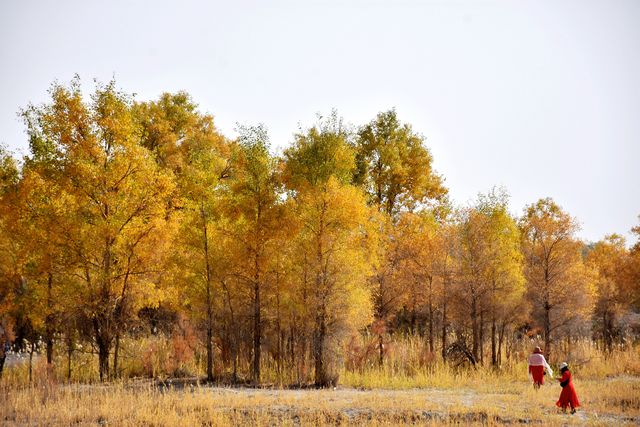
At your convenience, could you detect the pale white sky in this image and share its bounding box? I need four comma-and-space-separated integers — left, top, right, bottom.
1, 0, 639, 243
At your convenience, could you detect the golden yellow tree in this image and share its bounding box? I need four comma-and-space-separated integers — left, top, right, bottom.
136, 92, 231, 381
393, 212, 441, 350
452, 190, 524, 364
0, 147, 21, 378
22, 79, 176, 380
586, 234, 628, 353
284, 114, 376, 386
623, 218, 640, 310
520, 198, 592, 361
354, 110, 447, 364
223, 124, 284, 384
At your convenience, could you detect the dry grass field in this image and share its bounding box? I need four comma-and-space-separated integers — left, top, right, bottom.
1, 376, 639, 426
1, 341, 639, 426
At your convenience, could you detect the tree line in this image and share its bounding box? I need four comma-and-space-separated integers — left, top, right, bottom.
0, 79, 638, 385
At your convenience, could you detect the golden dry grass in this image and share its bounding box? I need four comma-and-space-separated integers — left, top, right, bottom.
1, 339, 639, 425
1, 375, 638, 425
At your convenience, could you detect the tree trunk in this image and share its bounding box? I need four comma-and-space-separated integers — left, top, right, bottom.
428, 276, 434, 353
410, 308, 416, 335
67, 339, 73, 381
0, 353, 5, 379
206, 318, 213, 382
491, 316, 497, 367
0, 328, 6, 379
98, 341, 110, 382
543, 300, 551, 361
95, 318, 111, 382
201, 204, 215, 382
45, 272, 54, 371
253, 279, 261, 384
377, 275, 385, 367
479, 309, 484, 365
441, 291, 448, 360
314, 305, 327, 387
604, 310, 614, 354
28, 344, 34, 384
113, 333, 120, 379
378, 331, 384, 367
497, 322, 505, 366
276, 286, 282, 380
471, 296, 478, 361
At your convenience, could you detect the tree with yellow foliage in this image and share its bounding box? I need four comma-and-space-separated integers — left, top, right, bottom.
520, 198, 592, 361
284, 114, 376, 386
21, 79, 177, 380
452, 190, 524, 364
224, 124, 285, 384
394, 211, 442, 351
354, 110, 447, 364
624, 218, 640, 311
0, 147, 21, 378
136, 92, 231, 381
586, 234, 630, 353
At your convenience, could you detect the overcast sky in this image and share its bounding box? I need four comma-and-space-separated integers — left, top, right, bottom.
1, 0, 638, 243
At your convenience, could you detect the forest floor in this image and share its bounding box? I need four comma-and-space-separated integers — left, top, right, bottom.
1, 375, 640, 426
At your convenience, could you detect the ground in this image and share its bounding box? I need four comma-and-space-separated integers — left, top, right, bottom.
1, 376, 639, 426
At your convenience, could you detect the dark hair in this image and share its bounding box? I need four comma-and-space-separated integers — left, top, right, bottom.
560, 366, 569, 373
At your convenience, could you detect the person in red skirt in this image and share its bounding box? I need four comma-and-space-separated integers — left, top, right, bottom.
556, 362, 580, 414
528, 346, 553, 389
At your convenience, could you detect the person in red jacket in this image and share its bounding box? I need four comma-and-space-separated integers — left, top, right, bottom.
556, 362, 580, 414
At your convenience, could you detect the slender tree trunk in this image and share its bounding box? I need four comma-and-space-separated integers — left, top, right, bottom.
428, 276, 434, 353
0, 329, 6, 378
498, 322, 505, 366
604, 311, 609, 353
45, 272, 54, 370
28, 344, 34, 384
67, 339, 73, 381
479, 309, 484, 365
378, 331, 384, 367
0, 328, 6, 379
442, 285, 448, 360
113, 333, 120, 379
276, 287, 282, 380
410, 307, 416, 335
298, 331, 305, 384
428, 303, 434, 353
201, 204, 215, 382
0, 351, 5, 379
253, 279, 261, 384
543, 300, 551, 361
603, 310, 614, 354
314, 304, 327, 387
491, 316, 497, 367
99, 230, 114, 382
471, 296, 478, 361
206, 318, 213, 381
377, 274, 385, 367
290, 324, 298, 382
